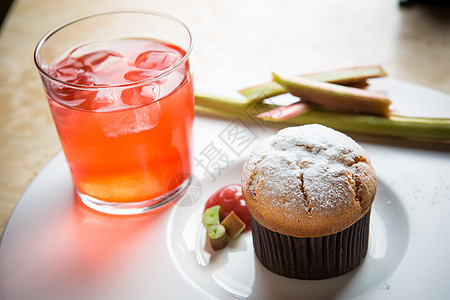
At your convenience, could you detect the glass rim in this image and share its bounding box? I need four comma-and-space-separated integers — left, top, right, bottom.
33, 9, 193, 91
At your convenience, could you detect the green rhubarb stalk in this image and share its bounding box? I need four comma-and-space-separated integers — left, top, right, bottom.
303, 65, 387, 84
194, 91, 450, 141
238, 65, 387, 102
238, 81, 287, 103
195, 91, 249, 112
272, 72, 392, 117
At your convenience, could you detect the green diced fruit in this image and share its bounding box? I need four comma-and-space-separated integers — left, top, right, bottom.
207, 224, 228, 251
203, 205, 221, 227
221, 211, 246, 240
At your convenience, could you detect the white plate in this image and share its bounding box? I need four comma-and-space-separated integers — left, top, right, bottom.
1, 78, 450, 299
168, 158, 409, 300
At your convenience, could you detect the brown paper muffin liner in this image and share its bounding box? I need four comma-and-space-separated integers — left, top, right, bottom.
250, 210, 371, 280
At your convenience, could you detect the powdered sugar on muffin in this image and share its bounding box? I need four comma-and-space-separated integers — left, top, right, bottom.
241, 124, 376, 237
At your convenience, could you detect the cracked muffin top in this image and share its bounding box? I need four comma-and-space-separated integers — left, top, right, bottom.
241, 124, 376, 237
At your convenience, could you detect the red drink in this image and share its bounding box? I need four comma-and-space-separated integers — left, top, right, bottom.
45, 38, 193, 206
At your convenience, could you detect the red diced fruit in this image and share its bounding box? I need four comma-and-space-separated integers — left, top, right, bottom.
204, 184, 251, 231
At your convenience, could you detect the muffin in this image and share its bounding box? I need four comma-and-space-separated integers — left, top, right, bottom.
241, 124, 376, 280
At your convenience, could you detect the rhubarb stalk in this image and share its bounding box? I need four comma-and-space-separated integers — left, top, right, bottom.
272, 73, 392, 117
238, 65, 387, 102
194, 91, 450, 141
257, 102, 310, 121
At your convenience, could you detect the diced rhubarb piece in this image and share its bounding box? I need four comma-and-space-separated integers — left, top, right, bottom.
221, 211, 246, 240
207, 224, 228, 251
203, 205, 221, 227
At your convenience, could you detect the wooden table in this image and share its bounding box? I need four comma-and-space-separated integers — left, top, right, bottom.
1, 0, 449, 237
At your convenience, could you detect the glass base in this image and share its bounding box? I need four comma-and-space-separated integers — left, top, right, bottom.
77, 177, 191, 215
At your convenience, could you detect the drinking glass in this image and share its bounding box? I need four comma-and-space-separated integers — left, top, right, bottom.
34, 10, 194, 214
